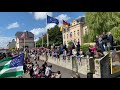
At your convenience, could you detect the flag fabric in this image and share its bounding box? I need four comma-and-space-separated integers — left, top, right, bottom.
0, 53, 24, 78
47, 15, 59, 25
60, 26, 63, 32
60, 20, 70, 32
21, 33, 25, 39
63, 20, 70, 27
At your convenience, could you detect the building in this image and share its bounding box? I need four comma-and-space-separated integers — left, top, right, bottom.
0, 49, 9, 53
15, 31, 34, 50
62, 16, 88, 46
7, 39, 16, 49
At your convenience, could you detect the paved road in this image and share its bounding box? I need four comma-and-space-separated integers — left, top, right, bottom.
22, 56, 87, 78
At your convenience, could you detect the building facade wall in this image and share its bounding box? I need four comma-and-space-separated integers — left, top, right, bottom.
16, 38, 34, 49
16, 38, 20, 49
9, 42, 16, 49
19, 42, 34, 49
63, 23, 87, 46
83, 26, 88, 35
8, 39, 16, 49
62, 17, 88, 46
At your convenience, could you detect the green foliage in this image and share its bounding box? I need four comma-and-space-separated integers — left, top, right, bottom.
48, 25, 63, 46
114, 45, 120, 51
83, 34, 89, 43
36, 25, 63, 47
80, 44, 89, 52
68, 41, 73, 49
85, 12, 120, 43
110, 26, 120, 44
83, 32, 96, 43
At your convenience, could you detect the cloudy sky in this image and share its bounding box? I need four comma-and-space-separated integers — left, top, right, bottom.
0, 12, 85, 48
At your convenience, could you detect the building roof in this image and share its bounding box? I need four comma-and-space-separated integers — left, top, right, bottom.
0, 49, 9, 50
75, 16, 85, 23
15, 31, 34, 39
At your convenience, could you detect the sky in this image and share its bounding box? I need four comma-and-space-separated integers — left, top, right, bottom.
0, 12, 85, 48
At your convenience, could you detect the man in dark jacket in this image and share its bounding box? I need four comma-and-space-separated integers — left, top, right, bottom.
63, 44, 67, 51
95, 36, 99, 48
102, 32, 108, 51
76, 42, 80, 52
108, 32, 114, 50
72, 43, 75, 49
29, 66, 34, 78
42, 61, 47, 74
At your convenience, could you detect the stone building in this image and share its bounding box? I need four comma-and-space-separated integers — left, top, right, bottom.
7, 39, 16, 49
62, 16, 88, 46
15, 31, 34, 50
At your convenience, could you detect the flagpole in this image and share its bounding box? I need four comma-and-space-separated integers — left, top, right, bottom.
35, 36, 36, 48
24, 32, 25, 52
35, 41, 36, 48
42, 34, 43, 47
46, 15, 49, 48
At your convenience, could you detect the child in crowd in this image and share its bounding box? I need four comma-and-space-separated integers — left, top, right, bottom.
63, 49, 67, 61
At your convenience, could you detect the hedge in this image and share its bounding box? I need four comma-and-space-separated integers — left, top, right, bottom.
114, 45, 120, 51
80, 44, 89, 52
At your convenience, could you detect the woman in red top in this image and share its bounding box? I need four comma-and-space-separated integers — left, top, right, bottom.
90, 45, 97, 54
89, 45, 97, 57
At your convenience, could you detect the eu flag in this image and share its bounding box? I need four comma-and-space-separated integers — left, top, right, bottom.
10, 53, 24, 68
47, 15, 59, 25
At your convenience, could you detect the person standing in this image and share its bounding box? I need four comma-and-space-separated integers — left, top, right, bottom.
63, 49, 67, 61
108, 32, 114, 50
102, 32, 108, 51
63, 44, 67, 50
72, 42, 75, 50
45, 65, 52, 78
76, 41, 80, 52
95, 36, 99, 48
76, 50, 81, 65
42, 61, 47, 74
98, 35, 104, 53
29, 65, 34, 78
45, 51, 48, 61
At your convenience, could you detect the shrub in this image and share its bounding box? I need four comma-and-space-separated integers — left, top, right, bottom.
114, 45, 120, 51
80, 44, 89, 52
68, 41, 73, 49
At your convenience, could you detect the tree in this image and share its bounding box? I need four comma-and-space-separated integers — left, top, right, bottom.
110, 26, 120, 44
36, 25, 63, 47
48, 25, 63, 46
85, 12, 120, 42
68, 41, 73, 49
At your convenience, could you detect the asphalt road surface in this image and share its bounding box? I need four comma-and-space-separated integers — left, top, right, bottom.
22, 56, 87, 78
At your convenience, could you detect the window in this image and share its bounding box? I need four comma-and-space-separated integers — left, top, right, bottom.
64, 28, 66, 33
77, 30, 79, 35
85, 28, 87, 34
64, 35, 65, 39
